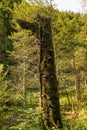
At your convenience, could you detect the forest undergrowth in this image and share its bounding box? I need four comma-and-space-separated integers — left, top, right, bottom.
0, 66, 87, 130
2, 87, 86, 130
25, 86, 87, 130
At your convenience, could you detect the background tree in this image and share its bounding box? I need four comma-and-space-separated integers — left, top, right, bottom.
52, 10, 87, 102
9, 29, 39, 95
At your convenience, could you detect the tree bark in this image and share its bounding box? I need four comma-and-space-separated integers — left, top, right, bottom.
17, 16, 63, 129
38, 16, 63, 129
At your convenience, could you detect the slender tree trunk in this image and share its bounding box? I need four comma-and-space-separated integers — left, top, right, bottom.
75, 74, 81, 101
82, 72, 87, 87
39, 16, 63, 129
72, 58, 82, 102
23, 62, 26, 97
0, 11, 7, 62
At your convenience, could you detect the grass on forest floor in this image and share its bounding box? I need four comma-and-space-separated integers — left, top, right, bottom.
59, 86, 87, 130
3, 87, 86, 130
25, 87, 87, 130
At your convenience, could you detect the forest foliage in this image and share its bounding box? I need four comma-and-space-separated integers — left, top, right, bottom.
0, 0, 87, 130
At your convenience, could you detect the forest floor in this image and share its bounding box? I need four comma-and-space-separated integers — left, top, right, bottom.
3, 87, 86, 130
25, 86, 87, 130
59, 86, 87, 130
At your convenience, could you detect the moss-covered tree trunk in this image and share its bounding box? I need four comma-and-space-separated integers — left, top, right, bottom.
38, 16, 63, 129
17, 16, 63, 129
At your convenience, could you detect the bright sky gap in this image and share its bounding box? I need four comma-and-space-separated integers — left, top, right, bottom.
53, 0, 82, 13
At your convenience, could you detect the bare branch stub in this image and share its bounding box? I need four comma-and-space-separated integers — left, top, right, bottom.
17, 19, 38, 33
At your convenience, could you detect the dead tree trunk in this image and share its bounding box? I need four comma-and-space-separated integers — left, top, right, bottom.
38, 16, 63, 129
17, 16, 63, 129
